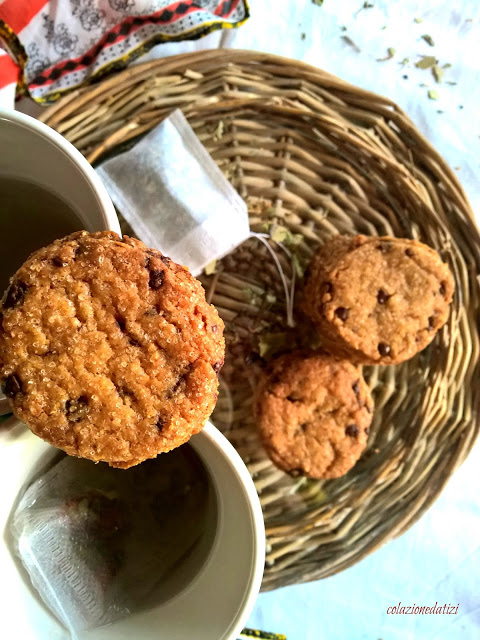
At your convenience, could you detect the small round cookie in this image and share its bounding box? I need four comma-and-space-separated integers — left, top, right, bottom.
302, 235, 454, 365
254, 350, 373, 479
0, 231, 224, 468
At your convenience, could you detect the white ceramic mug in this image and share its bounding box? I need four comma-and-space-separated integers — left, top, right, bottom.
0, 108, 121, 415
0, 419, 265, 640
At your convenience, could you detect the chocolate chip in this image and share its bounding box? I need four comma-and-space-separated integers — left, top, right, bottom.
66, 396, 89, 422
116, 316, 126, 332
144, 307, 158, 316
149, 269, 165, 290
2, 373, 22, 398
345, 424, 359, 437
213, 360, 224, 373
321, 282, 333, 295
288, 468, 304, 478
405, 248, 414, 258
378, 342, 391, 357
287, 394, 302, 403
3, 281, 28, 310
428, 316, 435, 330
212, 324, 218, 333
52, 256, 68, 267
145, 256, 151, 269
352, 380, 360, 398
129, 337, 141, 347
168, 374, 187, 397
245, 351, 261, 365
300, 422, 309, 432
161, 256, 171, 266
439, 282, 446, 296
335, 307, 349, 321
377, 289, 390, 304
156, 415, 166, 432
377, 243, 392, 253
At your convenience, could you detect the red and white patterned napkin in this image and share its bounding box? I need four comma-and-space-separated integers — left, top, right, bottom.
0, 0, 249, 105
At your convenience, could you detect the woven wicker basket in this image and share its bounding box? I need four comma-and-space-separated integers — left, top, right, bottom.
41, 50, 480, 591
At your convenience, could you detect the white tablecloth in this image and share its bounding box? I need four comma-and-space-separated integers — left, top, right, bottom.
7, 1, 480, 638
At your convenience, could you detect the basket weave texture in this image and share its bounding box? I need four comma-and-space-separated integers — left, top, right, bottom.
41, 50, 480, 591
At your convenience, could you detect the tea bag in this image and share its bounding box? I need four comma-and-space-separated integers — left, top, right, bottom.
96, 109, 249, 275
11, 447, 210, 637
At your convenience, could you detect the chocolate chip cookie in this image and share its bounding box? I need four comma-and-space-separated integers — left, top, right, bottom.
254, 350, 373, 479
0, 231, 224, 468
302, 235, 454, 365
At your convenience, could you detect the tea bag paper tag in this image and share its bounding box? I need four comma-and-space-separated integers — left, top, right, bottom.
97, 109, 249, 275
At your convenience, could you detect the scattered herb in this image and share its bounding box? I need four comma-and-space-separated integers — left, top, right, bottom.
421, 34, 435, 46
377, 47, 396, 61
312, 0, 323, 5
301, 32, 306, 40
432, 65, 443, 83
454, 166, 461, 170
400, 57, 410, 65
414, 17, 422, 23
341, 35, 361, 52
437, 110, 444, 114
459, 105, 464, 110
415, 55, 437, 69
446, 81, 457, 86
428, 89, 439, 100
354, 2, 374, 16
258, 332, 288, 358
419, 83, 429, 87
205, 259, 217, 275
402, 74, 408, 80
341, 25, 347, 31
380, 25, 386, 30
443, 63, 452, 69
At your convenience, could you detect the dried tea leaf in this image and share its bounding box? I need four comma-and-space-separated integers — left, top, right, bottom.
213, 120, 224, 141
414, 17, 422, 23
432, 65, 443, 83
291, 253, 306, 278
341, 35, 361, 52
428, 89, 439, 100
270, 225, 290, 243
265, 292, 277, 305
421, 34, 435, 46
243, 287, 263, 304
377, 47, 396, 61
204, 259, 217, 275
415, 56, 437, 69
269, 225, 302, 246
258, 332, 288, 358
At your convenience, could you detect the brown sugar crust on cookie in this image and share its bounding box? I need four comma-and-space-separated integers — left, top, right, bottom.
302, 235, 454, 365
0, 231, 224, 468
254, 351, 373, 479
